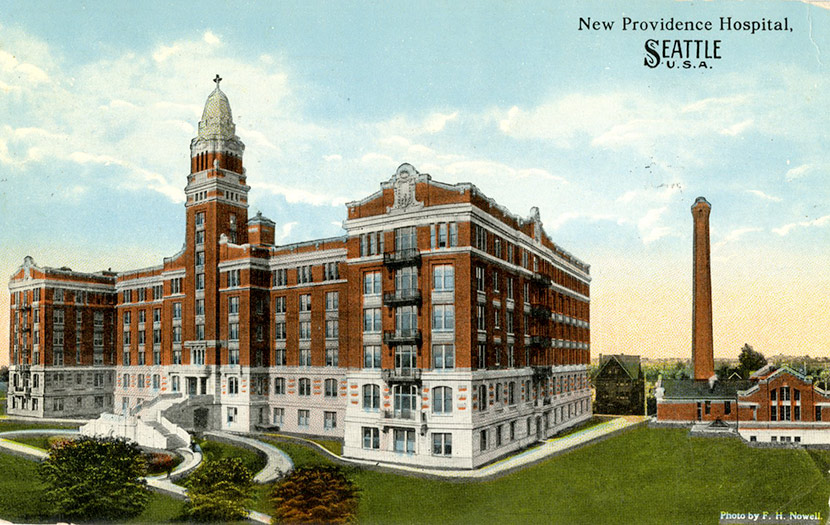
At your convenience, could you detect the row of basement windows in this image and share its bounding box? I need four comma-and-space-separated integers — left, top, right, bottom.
261, 407, 338, 430
361, 427, 453, 456
9, 395, 111, 412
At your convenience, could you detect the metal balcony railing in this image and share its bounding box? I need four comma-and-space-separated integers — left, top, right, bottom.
383, 248, 421, 268
381, 368, 423, 384
382, 408, 416, 420
383, 329, 422, 346
529, 335, 551, 348
530, 305, 551, 320
383, 289, 422, 306
531, 272, 552, 287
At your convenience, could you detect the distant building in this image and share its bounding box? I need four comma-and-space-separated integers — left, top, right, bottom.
594, 354, 644, 415
656, 197, 830, 444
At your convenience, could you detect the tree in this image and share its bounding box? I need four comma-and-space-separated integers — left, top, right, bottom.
0, 365, 8, 383
185, 457, 254, 521
271, 466, 360, 524
39, 436, 149, 521
738, 344, 767, 376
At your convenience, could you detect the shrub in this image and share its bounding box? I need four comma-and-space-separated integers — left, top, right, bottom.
185, 457, 253, 521
271, 466, 360, 524
145, 452, 176, 475
47, 436, 74, 449
39, 436, 150, 521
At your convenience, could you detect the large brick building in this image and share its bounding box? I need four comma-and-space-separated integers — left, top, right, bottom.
656, 197, 830, 444
7, 79, 592, 468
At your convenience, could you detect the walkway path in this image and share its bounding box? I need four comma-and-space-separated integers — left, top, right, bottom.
204, 430, 294, 483
275, 415, 647, 480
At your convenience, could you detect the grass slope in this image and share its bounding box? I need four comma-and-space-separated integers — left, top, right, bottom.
267, 428, 830, 525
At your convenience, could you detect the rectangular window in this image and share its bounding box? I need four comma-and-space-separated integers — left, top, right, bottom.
325, 292, 339, 311
195, 273, 205, 291
363, 427, 380, 449
725, 401, 731, 415
449, 222, 457, 247
195, 323, 205, 341
432, 433, 452, 456
172, 326, 182, 344
299, 294, 312, 312
480, 429, 488, 451
395, 226, 416, 251
475, 267, 485, 291
229, 322, 239, 340
325, 320, 339, 339
324, 411, 337, 430
273, 269, 288, 287
363, 272, 382, 296
363, 308, 382, 332
433, 265, 454, 291
325, 348, 339, 367
195, 251, 205, 268
227, 407, 237, 423
393, 428, 415, 453
275, 348, 286, 366
433, 344, 454, 370
299, 348, 311, 367
477, 305, 486, 331
363, 345, 381, 369
298, 409, 310, 427
173, 302, 182, 320
299, 321, 311, 340
507, 278, 514, 300
274, 377, 286, 394
817, 406, 823, 421
493, 307, 501, 329
274, 322, 286, 340
432, 305, 455, 332
153, 308, 161, 323
229, 296, 240, 315
478, 343, 486, 369
274, 296, 286, 313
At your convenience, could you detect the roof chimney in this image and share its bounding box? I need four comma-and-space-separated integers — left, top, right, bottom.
692, 197, 715, 381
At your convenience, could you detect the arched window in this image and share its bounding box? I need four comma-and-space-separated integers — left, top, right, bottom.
432, 387, 453, 414
363, 384, 380, 410
324, 378, 338, 398
299, 378, 311, 396
478, 384, 487, 411
228, 376, 239, 395
393, 384, 417, 419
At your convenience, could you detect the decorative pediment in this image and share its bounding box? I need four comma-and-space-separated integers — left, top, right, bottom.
384, 163, 428, 214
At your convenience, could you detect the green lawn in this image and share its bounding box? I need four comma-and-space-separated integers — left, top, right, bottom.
5, 434, 76, 450
4, 427, 829, 524
264, 428, 830, 525
0, 420, 80, 433
309, 437, 344, 456
0, 452, 186, 524
195, 437, 267, 475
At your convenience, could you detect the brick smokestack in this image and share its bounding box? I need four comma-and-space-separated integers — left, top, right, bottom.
691, 197, 715, 381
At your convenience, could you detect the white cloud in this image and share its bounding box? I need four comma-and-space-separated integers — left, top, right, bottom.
254, 181, 348, 207
637, 207, 674, 244
323, 154, 342, 162
713, 227, 763, 249
719, 119, 753, 136
785, 163, 818, 181
203, 31, 221, 45
773, 215, 830, 236
277, 222, 298, 242
422, 111, 458, 133
745, 189, 782, 202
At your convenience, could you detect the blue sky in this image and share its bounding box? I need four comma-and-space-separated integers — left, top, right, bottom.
1, 1, 828, 363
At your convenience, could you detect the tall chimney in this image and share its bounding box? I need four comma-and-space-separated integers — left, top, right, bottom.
691, 197, 715, 381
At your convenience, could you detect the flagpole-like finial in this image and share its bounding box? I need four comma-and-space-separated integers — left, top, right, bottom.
213, 74, 222, 87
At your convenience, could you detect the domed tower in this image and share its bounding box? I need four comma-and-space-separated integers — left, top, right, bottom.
181, 76, 250, 366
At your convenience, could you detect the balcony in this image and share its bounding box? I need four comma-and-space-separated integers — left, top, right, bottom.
381, 368, 422, 384
528, 335, 551, 348
383, 248, 421, 268
382, 408, 417, 420
383, 329, 422, 346
383, 289, 422, 307
532, 365, 552, 382
530, 304, 551, 320
530, 272, 552, 287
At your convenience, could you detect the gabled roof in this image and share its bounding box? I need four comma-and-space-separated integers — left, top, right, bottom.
597, 354, 641, 380
750, 364, 808, 383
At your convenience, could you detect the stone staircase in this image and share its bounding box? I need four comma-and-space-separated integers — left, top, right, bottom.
80, 393, 191, 451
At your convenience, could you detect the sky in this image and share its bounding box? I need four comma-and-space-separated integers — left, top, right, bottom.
1, 1, 828, 366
